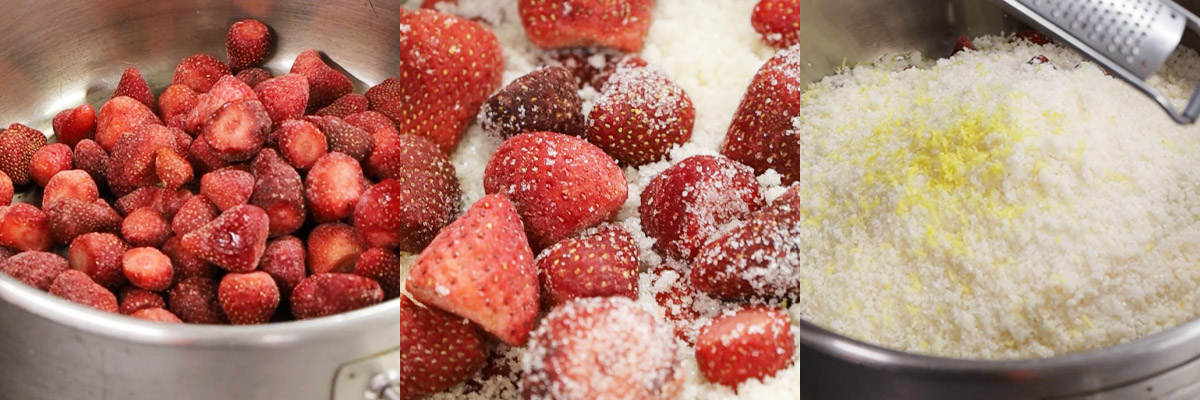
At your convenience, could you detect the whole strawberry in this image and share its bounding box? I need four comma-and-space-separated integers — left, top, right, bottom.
695, 306, 796, 388
536, 225, 639, 307
639, 155, 764, 260
478, 66, 584, 139
721, 45, 803, 184
0, 123, 48, 186
751, 0, 801, 49
587, 56, 695, 166
690, 185, 803, 300
518, 0, 655, 52
397, 297, 487, 399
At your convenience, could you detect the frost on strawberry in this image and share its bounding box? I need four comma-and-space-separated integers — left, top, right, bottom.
639, 155, 764, 261
695, 305, 796, 388
184, 74, 258, 135
226, 19, 273, 72
49, 269, 118, 313
181, 204, 269, 273
304, 152, 365, 223
354, 177, 457, 253
304, 115, 373, 161
96, 96, 160, 152
0, 123, 48, 186
70, 233, 130, 292
52, 104, 97, 147
1, 251, 69, 290
254, 73, 309, 127
353, 248, 404, 300
260, 236, 306, 298
46, 198, 122, 245
290, 273, 384, 320
173, 53, 231, 94
587, 56, 695, 166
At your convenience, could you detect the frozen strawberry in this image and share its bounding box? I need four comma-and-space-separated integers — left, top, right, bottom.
218, 271, 279, 324
289, 50, 353, 112
1015, 29, 1052, 45
696, 306, 796, 387
46, 198, 122, 244
69, 232, 130, 291
305, 152, 365, 223
587, 57, 695, 165
121, 208, 171, 247
518, 0, 654, 52
236, 67, 273, 88
353, 247, 404, 300
315, 93, 368, 118
0, 171, 11, 206
249, 149, 306, 237
354, 177, 458, 252
652, 264, 701, 341
307, 222, 367, 274
114, 187, 193, 219
131, 307, 183, 323
181, 204, 269, 273
0, 204, 53, 251
721, 45, 802, 184
254, 73, 309, 126
158, 84, 200, 130
304, 115, 373, 161
200, 168, 255, 211
52, 104, 97, 147
95, 96, 160, 152
406, 194, 538, 345
690, 187, 802, 300
122, 247, 174, 292
539, 46, 625, 90
184, 74, 257, 134
273, 119, 327, 170
155, 147, 193, 190
226, 19, 273, 72
478, 66, 583, 139
72, 139, 109, 187
118, 287, 166, 315
171, 195, 218, 236
201, 99, 271, 162
49, 269, 118, 313
113, 67, 158, 113
483, 131, 626, 250
107, 124, 178, 196
640, 155, 763, 260
363, 133, 456, 198
162, 235, 218, 280
522, 297, 682, 399
751, 0, 801, 48
168, 276, 228, 324
173, 53, 232, 93
259, 236, 305, 297
367, 10, 503, 153
290, 273, 384, 320
397, 296, 487, 399
1, 251, 68, 290
187, 133, 232, 174
344, 111, 399, 137
0, 123, 48, 186
536, 226, 638, 307
29, 143, 72, 188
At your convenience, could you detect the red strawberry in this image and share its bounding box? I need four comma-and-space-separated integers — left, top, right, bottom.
168, 276, 229, 324
397, 296, 487, 399
304, 152, 366, 223
173, 54, 232, 93
696, 306, 796, 387
0, 171, 11, 206
587, 57, 695, 165
420, 0, 458, 9
479, 66, 584, 139
522, 297, 682, 399
315, 93, 368, 118
953, 36, 976, 55
353, 247, 404, 300
29, 143, 73, 188
46, 198, 122, 245
43, 169, 99, 209
218, 271, 280, 324
536, 225, 638, 307
304, 115, 374, 161
200, 168, 255, 211
517, 0, 654, 52
259, 236, 306, 297
651, 263, 700, 341
72, 139, 110, 188
0, 123, 48, 185
107, 124, 178, 196
184, 74, 258, 135
363, 132, 455, 192
155, 147, 193, 190
406, 194, 538, 345
751, 0, 801, 48
114, 187, 193, 219
113, 67, 158, 113
181, 204, 270, 273
689, 186, 803, 300
721, 45, 802, 184
49, 269, 118, 313
539, 46, 625, 90
290, 273, 384, 320
236, 67, 273, 88
226, 19, 273, 72
158, 84, 200, 130
289, 50, 353, 112
201, 99, 271, 162
640, 155, 764, 260
171, 195, 218, 236
307, 222, 367, 274
274, 119, 327, 170
96, 96, 160, 152
131, 307, 183, 323
68, 232, 130, 291
118, 287, 166, 315
344, 111, 399, 137
483, 131, 627, 250
187, 130, 232, 174
1015, 29, 1052, 45
161, 235, 219, 280
366, 9, 504, 153
52, 104, 97, 147
121, 208, 171, 247
122, 246, 174, 292
254, 73, 309, 126
1, 251, 69, 290
354, 177, 458, 252
250, 149, 307, 237
0, 203, 53, 251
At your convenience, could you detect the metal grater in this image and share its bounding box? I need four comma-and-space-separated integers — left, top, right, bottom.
993, 0, 1200, 124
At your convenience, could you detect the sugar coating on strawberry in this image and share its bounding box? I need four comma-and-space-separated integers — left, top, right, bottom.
250, 149, 307, 237
162, 235, 219, 280
181, 204, 269, 273
290, 273, 384, 320
107, 124, 179, 196
1, 250, 69, 290
235, 68, 273, 88
118, 286, 166, 315
185, 74, 258, 135
131, 307, 183, 323
695, 306, 796, 388
69, 232, 130, 291
315, 93, 368, 118
367, 9, 504, 153
398, 296, 487, 399
587, 57, 695, 166
46, 198, 122, 245
0, 204, 53, 251
274, 119, 328, 170
120, 208, 171, 248
522, 297, 682, 400
353, 247, 405, 300
0, 171, 12, 206
260, 236, 306, 297
304, 115, 374, 161
307, 222, 367, 274
304, 152, 365, 223
44, 170, 98, 209
536, 225, 639, 307
289, 50, 353, 112
49, 269, 118, 313
651, 264, 702, 342
158, 84, 200, 130
168, 276, 229, 324
354, 177, 458, 253
640, 155, 764, 260
122, 247, 174, 292
114, 67, 158, 113
200, 168, 255, 211
406, 194, 538, 346
721, 45, 802, 184
690, 186, 803, 300
478, 66, 584, 139
72, 139, 110, 187
29, 143, 72, 188
483, 131, 627, 250
52, 104, 97, 147
254, 73, 309, 126
1015, 29, 1052, 45
96, 96, 160, 152
155, 147, 193, 190
518, 0, 654, 52
219, 271, 280, 325
201, 99, 271, 162
173, 54, 232, 93
226, 19, 273, 72
751, 0, 801, 49
0, 123, 48, 186
539, 46, 626, 90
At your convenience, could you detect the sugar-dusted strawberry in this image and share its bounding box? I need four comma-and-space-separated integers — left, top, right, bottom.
0, 203, 53, 251
226, 19, 273, 72
49, 269, 118, 313
397, 296, 487, 399
696, 306, 796, 387
344, 111, 399, 137
651, 263, 701, 341
316, 93, 368, 118
181, 204, 269, 273
0, 171, 11, 206
121, 208, 171, 247
304, 115, 374, 161
96, 96, 160, 152
187, 132, 232, 174
254, 73, 309, 126
158, 84, 200, 130
259, 236, 306, 297
107, 124, 179, 196
353, 247, 404, 300
536, 225, 638, 307
46, 198, 122, 244
118, 287, 166, 315
1, 251, 68, 290
122, 247, 174, 292
721, 45, 802, 184
305, 152, 366, 223
1015, 29, 1052, 45
43, 169, 99, 209
236, 67, 273, 88
171, 195, 217, 236
161, 235, 219, 280
751, 0, 801, 49
113, 67, 158, 113
354, 177, 458, 252
218, 271, 279, 325
587, 57, 695, 165
290, 273, 384, 320
483, 131, 627, 250
52, 104, 97, 147
640, 155, 764, 260
274, 119, 327, 170
366, 9, 503, 153
173, 53, 232, 94
114, 187, 193, 219
29, 143, 72, 188
184, 74, 258, 134
249, 149, 306, 237
406, 194, 538, 345
522, 297, 682, 399
689, 186, 802, 300
168, 276, 228, 324
155, 147, 193, 190
68, 232, 130, 291
131, 307, 183, 323
518, 0, 654, 52
199, 168, 255, 211
72, 139, 109, 187
0, 123, 48, 186
307, 222, 367, 274
539, 46, 625, 90
478, 66, 584, 139
289, 50, 353, 112
201, 99, 271, 162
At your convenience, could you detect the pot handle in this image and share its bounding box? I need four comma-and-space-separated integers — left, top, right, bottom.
332, 347, 401, 400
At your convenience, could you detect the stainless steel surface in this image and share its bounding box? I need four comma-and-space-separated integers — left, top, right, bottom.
0, 1, 411, 399
798, 0, 1200, 398
336, 348, 402, 400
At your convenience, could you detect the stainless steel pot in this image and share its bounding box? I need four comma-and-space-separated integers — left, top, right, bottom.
798, 0, 1200, 399
0, 1, 414, 399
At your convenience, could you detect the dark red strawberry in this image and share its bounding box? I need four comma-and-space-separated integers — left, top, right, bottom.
118, 287, 166, 315
107, 124, 179, 196
354, 177, 458, 252
158, 84, 200, 130
538, 46, 625, 89
1, 250, 69, 290
168, 276, 229, 324
536, 225, 638, 307
259, 236, 305, 297
114, 187, 193, 219
0, 171, 11, 206
172, 195, 218, 236
69, 232, 130, 291
218, 271, 280, 325
689, 186, 802, 300
695, 306, 796, 387
953, 36, 976, 55
226, 19, 273, 72
517, 0, 654, 52
187, 134, 232, 174
52, 104, 97, 147
250, 149, 307, 237
304, 152, 366, 223
49, 269, 118, 313
306, 222, 367, 274
201, 99, 271, 162
254, 73, 309, 126
184, 74, 257, 135
290, 273, 384, 320
587, 57, 695, 165
173, 54, 232, 93
397, 296, 487, 399
161, 235, 219, 280
235, 67, 273, 88
478, 66, 584, 139
289, 50, 353, 112
363, 132, 455, 193
751, 0, 801, 48
303, 115, 373, 161
29, 143, 72, 188
113, 67, 158, 113
121, 208, 171, 248
200, 168, 255, 211
0, 203, 53, 251
344, 111, 399, 136
0, 123, 48, 186
353, 248, 404, 300
315, 93, 368, 118
181, 204, 270, 273
122, 246, 174, 292
72, 139, 109, 188
43, 168, 100, 208
273, 119, 327, 170
721, 45, 802, 184
640, 155, 764, 260
46, 198, 122, 245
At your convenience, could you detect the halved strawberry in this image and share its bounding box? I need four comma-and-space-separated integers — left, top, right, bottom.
353, 247, 404, 300
113, 67, 158, 113
640, 155, 764, 260
158, 84, 200, 130
254, 73, 309, 126
478, 66, 584, 139
0, 203, 53, 251
49, 269, 118, 313
290, 273, 384, 320
354, 177, 458, 252
273, 119, 327, 170
168, 276, 229, 324
406, 194, 538, 345
122, 246, 174, 292
517, 0, 654, 52
218, 271, 280, 325
235, 67, 273, 88
289, 50, 353, 112
121, 208, 171, 248
721, 45, 802, 184
306, 222, 367, 274
29, 143, 73, 188
695, 306, 796, 388
587, 57, 695, 165
43, 169, 98, 209
536, 225, 638, 307
303, 115, 374, 161
184, 74, 258, 135
172, 54, 232, 94
259, 236, 306, 297
52, 104, 97, 147
304, 152, 366, 223
250, 149, 307, 237
689, 186, 802, 300
200, 168, 255, 211
69, 232, 131, 291
397, 296, 487, 399
200, 99, 271, 162
1, 250, 69, 290
46, 198, 122, 245
315, 93, 368, 118
226, 19, 273, 72
0, 123, 49, 186
751, 0, 801, 49
72, 139, 110, 188
181, 204, 269, 273
118, 287, 166, 315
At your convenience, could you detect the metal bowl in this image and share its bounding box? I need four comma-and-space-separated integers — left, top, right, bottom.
0, 1, 412, 399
